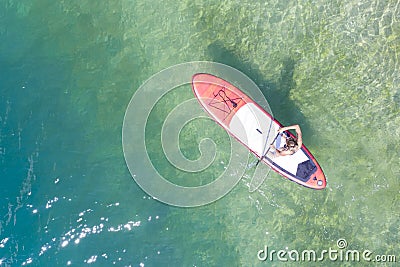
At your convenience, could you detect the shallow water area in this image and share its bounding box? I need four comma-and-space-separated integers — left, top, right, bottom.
1, 0, 399, 266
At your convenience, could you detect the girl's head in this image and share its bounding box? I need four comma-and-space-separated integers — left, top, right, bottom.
286, 137, 298, 151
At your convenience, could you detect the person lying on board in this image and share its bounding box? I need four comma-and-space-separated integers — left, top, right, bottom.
270, 124, 303, 156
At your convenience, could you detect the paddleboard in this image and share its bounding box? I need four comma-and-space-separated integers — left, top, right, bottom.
191, 73, 326, 189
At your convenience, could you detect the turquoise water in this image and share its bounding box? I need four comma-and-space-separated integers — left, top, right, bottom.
1, 0, 399, 266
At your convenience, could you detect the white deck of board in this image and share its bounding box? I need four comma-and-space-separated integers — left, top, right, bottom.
229, 103, 275, 156
269, 134, 309, 175
229, 103, 309, 176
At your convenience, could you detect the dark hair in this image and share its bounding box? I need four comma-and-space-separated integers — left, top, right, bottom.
286, 138, 298, 149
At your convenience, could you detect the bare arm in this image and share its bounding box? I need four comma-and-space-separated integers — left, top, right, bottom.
275, 149, 294, 156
